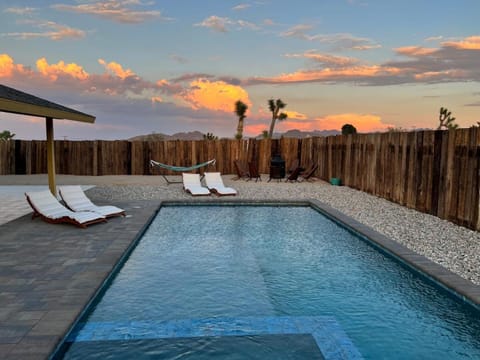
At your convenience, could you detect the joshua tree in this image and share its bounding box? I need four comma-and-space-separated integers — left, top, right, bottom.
0, 130, 15, 141
437, 107, 458, 130
341, 124, 357, 135
203, 132, 218, 140
234, 100, 248, 139
267, 99, 288, 138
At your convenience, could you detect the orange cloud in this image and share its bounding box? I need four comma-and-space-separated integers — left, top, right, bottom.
151, 96, 163, 103
0, 54, 27, 77
36, 57, 89, 81
414, 70, 467, 80
442, 36, 480, 50
314, 113, 393, 132
395, 46, 438, 56
285, 52, 359, 66
181, 79, 251, 112
244, 112, 393, 135
284, 110, 308, 120
98, 59, 135, 79
253, 65, 403, 84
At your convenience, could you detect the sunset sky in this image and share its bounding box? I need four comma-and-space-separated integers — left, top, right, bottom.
1, 0, 479, 140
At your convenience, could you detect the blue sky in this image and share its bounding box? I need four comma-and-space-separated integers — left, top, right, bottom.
1, 0, 479, 140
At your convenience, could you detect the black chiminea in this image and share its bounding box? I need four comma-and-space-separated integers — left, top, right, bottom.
269, 154, 285, 181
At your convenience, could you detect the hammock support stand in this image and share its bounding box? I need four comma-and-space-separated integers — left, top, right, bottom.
150, 159, 216, 185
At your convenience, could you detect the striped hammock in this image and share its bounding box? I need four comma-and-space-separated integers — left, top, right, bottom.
150, 159, 216, 172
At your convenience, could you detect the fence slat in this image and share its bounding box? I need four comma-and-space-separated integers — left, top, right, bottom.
1, 129, 479, 230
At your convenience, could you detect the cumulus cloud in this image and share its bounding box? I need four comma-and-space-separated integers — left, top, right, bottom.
0, 55, 250, 139
52, 0, 164, 24
98, 59, 135, 79
36, 57, 89, 81
0, 54, 29, 77
179, 79, 251, 112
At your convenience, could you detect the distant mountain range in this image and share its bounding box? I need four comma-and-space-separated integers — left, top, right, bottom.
128, 129, 341, 141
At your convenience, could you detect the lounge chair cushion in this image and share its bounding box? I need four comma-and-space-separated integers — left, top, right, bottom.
205, 172, 237, 196
182, 173, 211, 196
25, 190, 106, 228
58, 186, 125, 218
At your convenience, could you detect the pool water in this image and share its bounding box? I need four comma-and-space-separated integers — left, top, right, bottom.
60, 205, 480, 359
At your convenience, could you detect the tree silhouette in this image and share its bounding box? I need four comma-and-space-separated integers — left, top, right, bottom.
0, 130, 15, 141
234, 100, 248, 139
341, 124, 357, 135
203, 132, 218, 140
267, 99, 288, 138
437, 107, 458, 130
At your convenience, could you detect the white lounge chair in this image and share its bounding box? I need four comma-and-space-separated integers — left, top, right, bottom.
25, 190, 106, 228
205, 172, 237, 196
58, 186, 125, 218
182, 173, 211, 196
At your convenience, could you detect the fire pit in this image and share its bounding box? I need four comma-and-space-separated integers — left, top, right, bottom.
269, 155, 285, 181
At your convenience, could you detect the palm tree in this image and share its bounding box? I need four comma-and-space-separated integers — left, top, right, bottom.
234, 100, 248, 139
267, 99, 288, 138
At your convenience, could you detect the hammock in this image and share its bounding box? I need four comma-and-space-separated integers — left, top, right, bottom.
150, 159, 216, 184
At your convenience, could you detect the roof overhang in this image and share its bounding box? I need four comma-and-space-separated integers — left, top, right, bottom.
0, 97, 95, 123
0, 84, 95, 123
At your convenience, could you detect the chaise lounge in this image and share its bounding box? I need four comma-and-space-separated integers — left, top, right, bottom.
58, 185, 125, 218
205, 172, 237, 196
25, 190, 107, 228
182, 173, 211, 196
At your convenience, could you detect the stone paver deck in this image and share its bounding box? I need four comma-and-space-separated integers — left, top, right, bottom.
0, 199, 159, 359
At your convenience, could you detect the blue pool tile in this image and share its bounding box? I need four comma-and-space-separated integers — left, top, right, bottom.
68, 316, 363, 359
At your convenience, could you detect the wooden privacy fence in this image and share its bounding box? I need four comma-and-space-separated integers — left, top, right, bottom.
0, 128, 479, 230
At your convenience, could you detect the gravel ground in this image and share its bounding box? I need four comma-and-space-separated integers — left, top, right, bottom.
85, 174, 480, 286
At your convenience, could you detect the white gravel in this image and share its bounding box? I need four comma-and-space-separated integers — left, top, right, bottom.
86, 174, 480, 286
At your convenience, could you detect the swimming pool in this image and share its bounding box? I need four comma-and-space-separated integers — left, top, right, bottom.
57, 203, 480, 359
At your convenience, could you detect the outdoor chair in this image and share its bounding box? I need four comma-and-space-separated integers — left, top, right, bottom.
287, 159, 299, 174
205, 172, 237, 196
58, 185, 125, 218
233, 160, 250, 180
285, 166, 303, 182
182, 173, 211, 196
248, 161, 262, 182
25, 190, 107, 228
299, 163, 318, 182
